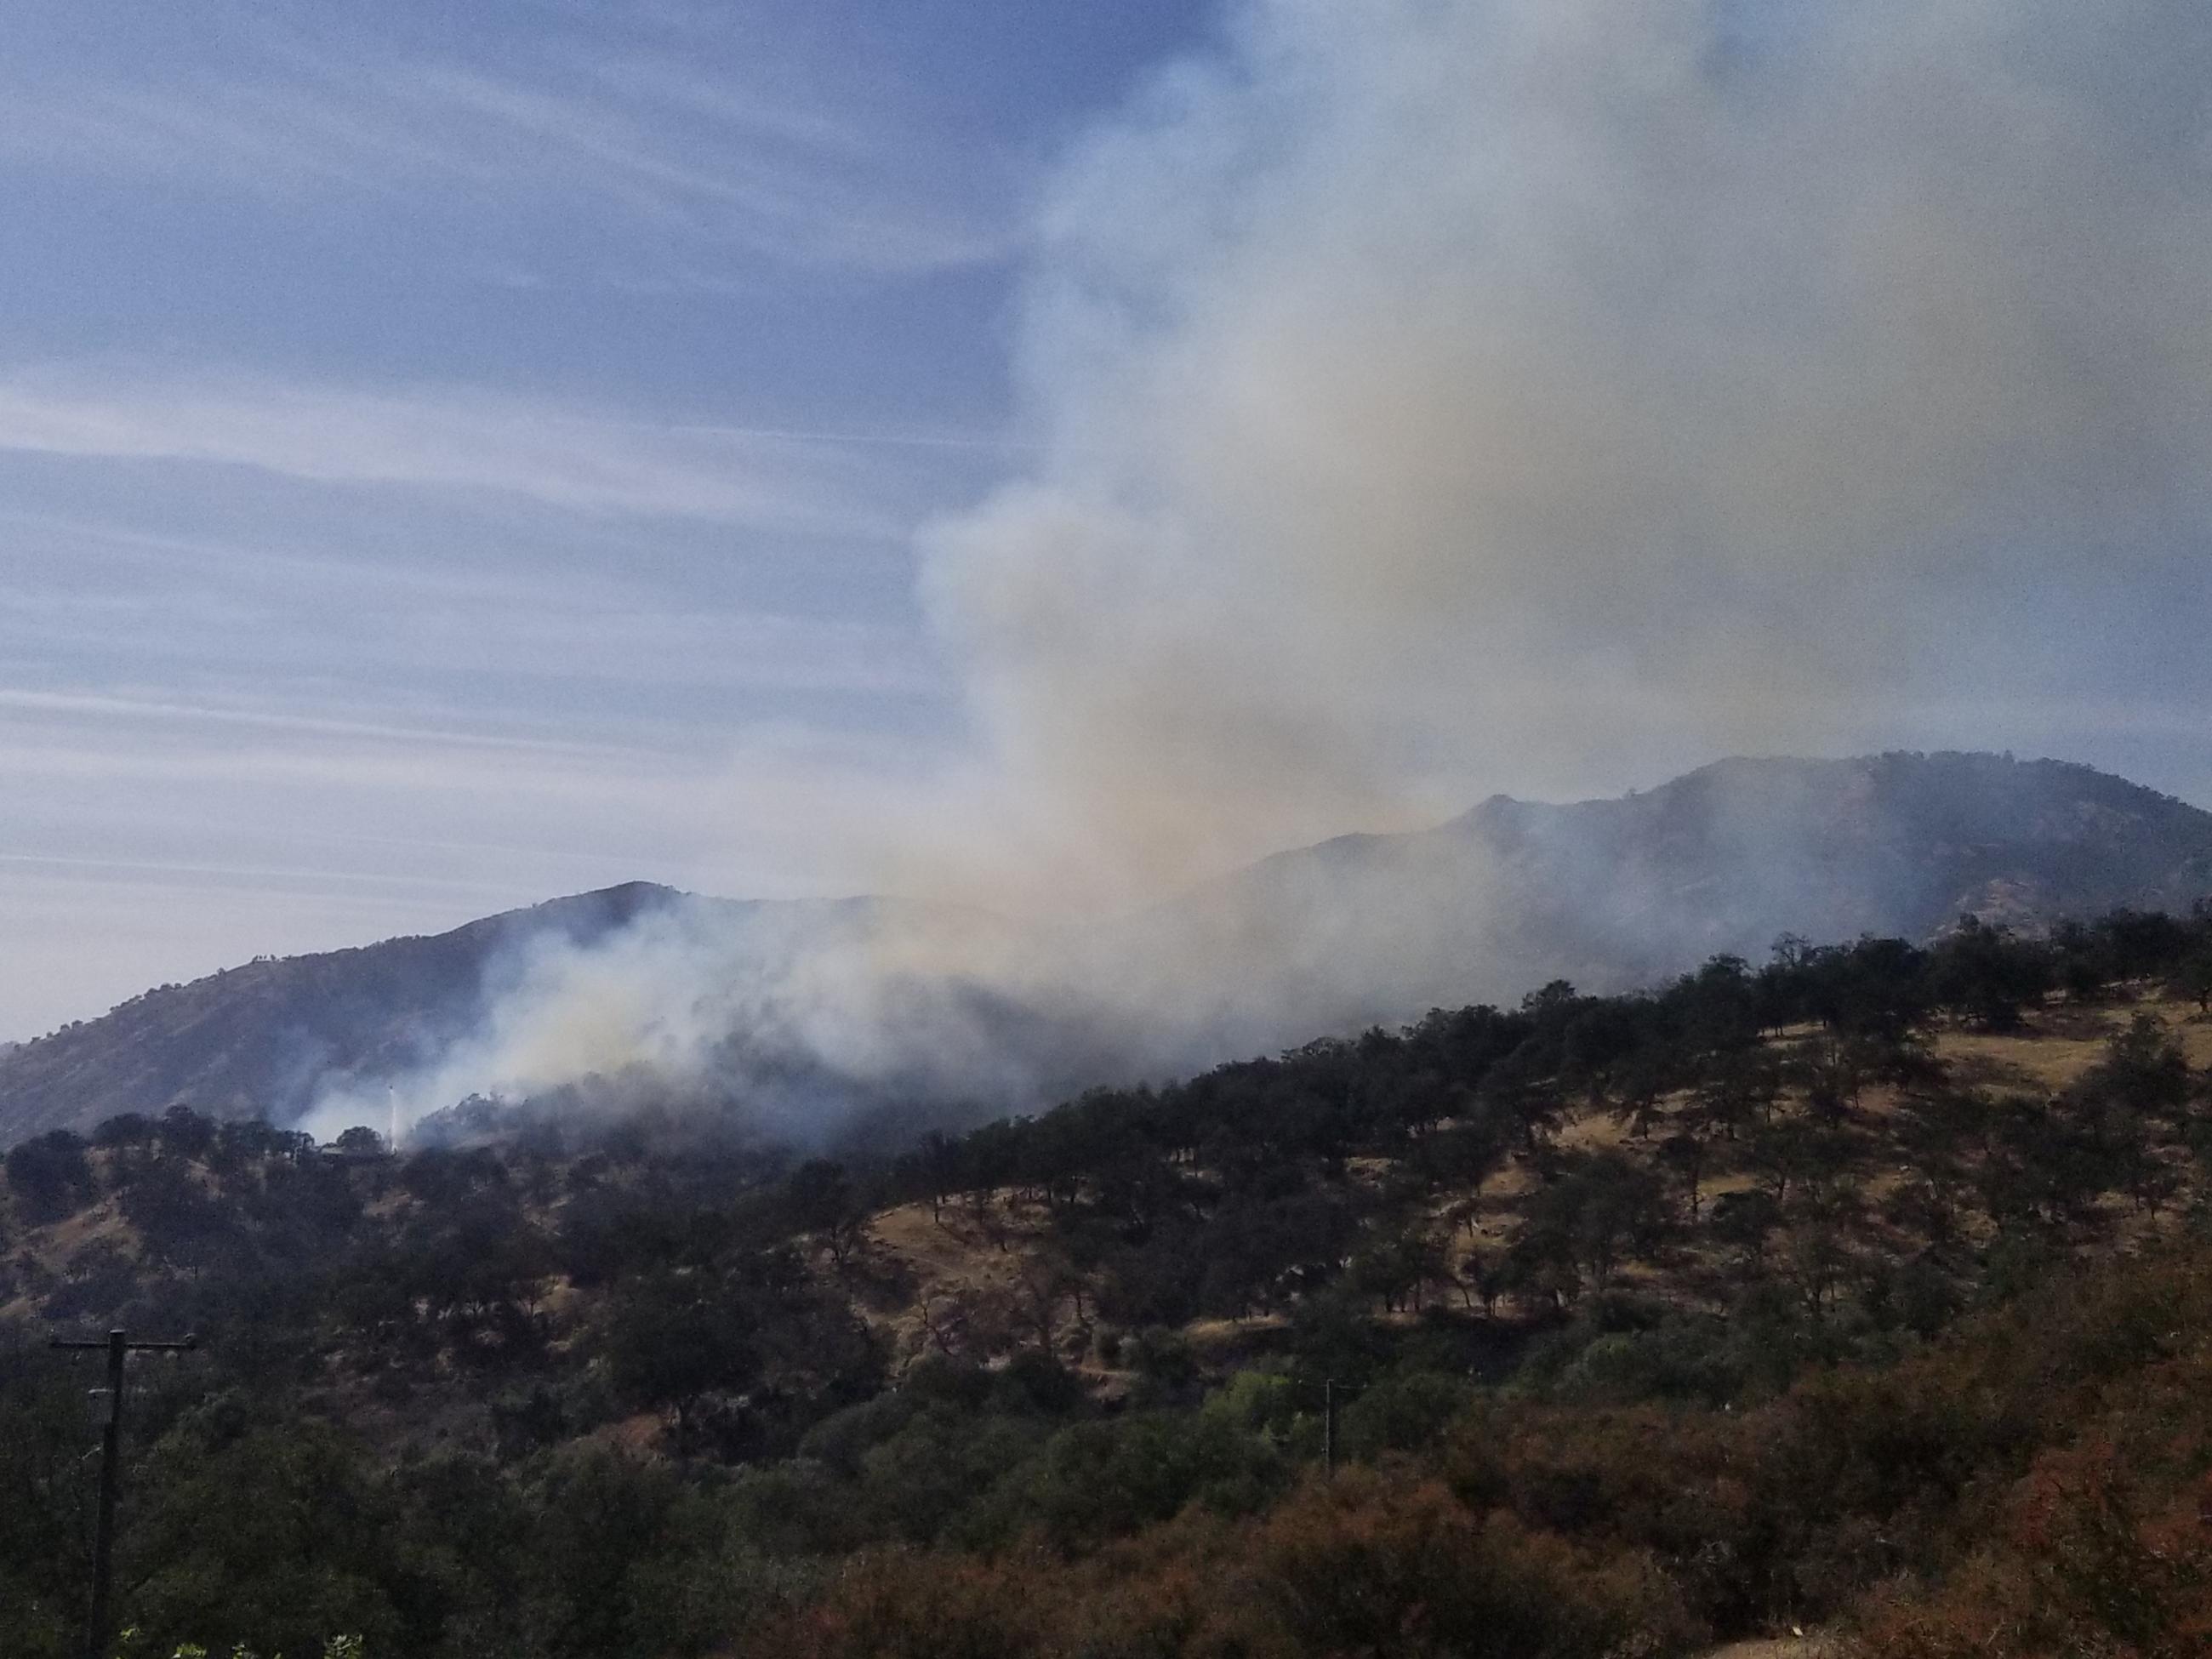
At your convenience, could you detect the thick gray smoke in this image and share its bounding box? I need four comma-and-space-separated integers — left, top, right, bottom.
314, 0, 2212, 1143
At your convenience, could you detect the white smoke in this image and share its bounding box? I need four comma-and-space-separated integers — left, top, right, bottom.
915, 0, 2212, 902
310, 0, 2212, 1142
299, 898, 1120, 1144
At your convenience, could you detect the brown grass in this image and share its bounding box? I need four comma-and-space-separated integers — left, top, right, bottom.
1704, 1639, 1838, 1659
855, 1195, 1094, 1371
1930, 993, 2212, 1088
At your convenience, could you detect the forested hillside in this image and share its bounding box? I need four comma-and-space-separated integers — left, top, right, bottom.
11, 753, 2212, 1154
6, 906, 2212, 1656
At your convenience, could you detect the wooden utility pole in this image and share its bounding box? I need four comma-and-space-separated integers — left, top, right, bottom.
1317, 1377, 1363, 1477
49, 1328, 198, 1659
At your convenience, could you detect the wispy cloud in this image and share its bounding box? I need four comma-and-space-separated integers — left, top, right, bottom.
0, 13, 1018, 276
0, 690, 669, 761
0, 366, 926, 531
0, 848, 548, 902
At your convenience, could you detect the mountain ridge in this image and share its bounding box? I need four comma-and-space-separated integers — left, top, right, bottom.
5, 750, 2210, 1148
0, 881, 710, 1143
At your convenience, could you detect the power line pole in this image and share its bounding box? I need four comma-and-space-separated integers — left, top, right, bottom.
49, 1328, 198, 1659
1318, 1377, 1361, 1477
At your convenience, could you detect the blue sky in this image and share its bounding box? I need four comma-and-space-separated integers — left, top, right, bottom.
0, 1, 1215, 1038
6, 0, 2211, 1045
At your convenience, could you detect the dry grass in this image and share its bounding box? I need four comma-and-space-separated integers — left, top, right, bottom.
868, 1198, 1016, 1286
1930, 993, 2212, 1088
12, 989, 2206, 1398
37, 1198, 138, 1263
855, 1195, 1093, 1371
1554, 1110, 1635, 1154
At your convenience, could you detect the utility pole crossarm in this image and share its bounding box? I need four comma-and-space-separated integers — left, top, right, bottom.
49, 1334, 199, 1351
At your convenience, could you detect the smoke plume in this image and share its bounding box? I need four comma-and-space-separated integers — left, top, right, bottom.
917, 0, 2212, 898
316, 0, 2212, 1143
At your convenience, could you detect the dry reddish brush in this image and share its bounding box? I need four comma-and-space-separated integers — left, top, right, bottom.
748, 1470, 1697, 1659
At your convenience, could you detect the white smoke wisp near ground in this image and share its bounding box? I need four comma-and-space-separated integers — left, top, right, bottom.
311, 0, 2212, 1144
299, 900, 1131, 1146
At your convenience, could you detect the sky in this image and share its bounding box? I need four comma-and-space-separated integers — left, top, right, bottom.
0, 1, 1211, 1040
5, 0, 2212, 1045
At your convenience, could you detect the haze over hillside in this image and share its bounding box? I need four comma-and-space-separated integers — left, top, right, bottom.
8, 4, 2212, 1656
0, 881, 700, 1147
13, 0, 2212, 1070
1172, 750, 2212, 1045
4, 751, 2209, 1151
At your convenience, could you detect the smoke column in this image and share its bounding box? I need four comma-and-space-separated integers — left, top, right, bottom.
911, 0, 2212, 905
315, 0, 2212, 1142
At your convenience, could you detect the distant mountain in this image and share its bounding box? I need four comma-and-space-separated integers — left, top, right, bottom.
5, 751, 2210, 1148
0, 882, 708, 1147
1481, 750, 2212, 943
1107, 750, 2212, 1051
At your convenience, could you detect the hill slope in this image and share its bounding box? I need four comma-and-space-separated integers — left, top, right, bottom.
5, 751, 2209, 1148
6, 911, 2212, 1657
1159, 750, 2212, 1044
0, 882, 707, 1145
